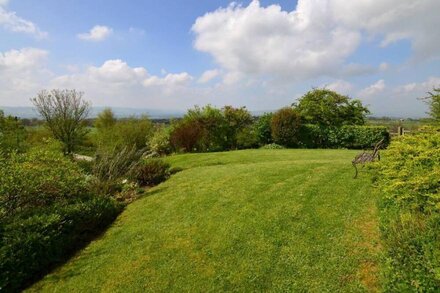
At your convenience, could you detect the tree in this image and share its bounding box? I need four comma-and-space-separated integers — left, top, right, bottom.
255, 113, 273, 145
423, 87, 440, 121
271, 107, 301, 147
31, 89, 91, 154
95, 108, 116, 130
294, 88, 370, 127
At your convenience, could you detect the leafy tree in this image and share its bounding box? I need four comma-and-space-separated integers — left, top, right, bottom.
0, 110, 27, 153
255, 113, 273, 145
95, 108, 116, 130
294, 88, 370, 127
422, 87, 440, 121
271, 107, 301, 147
31, 89, 91, 154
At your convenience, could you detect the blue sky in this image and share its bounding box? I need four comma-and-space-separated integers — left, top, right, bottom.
1, 0, 439, 117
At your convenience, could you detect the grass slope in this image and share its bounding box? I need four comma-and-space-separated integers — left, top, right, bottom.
29, 149, 381, 292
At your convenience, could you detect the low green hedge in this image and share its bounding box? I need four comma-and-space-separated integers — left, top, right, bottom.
299, 125, 390, 149
375, 128, 440, 291
0, 196, 123, 292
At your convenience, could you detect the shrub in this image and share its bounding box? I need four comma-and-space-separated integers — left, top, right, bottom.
0, 142, 88, 217
236, 126, 259, 149
223, 106, 253, 149
298, 125, 390, 149
184, 105, 227, 151
260, 143, 285, 149
0, 111, 27, 154
170, 120, 205, 152
271, 107, 301, 147
26, 126, 53, 147
0, 196, 123, 292
133, 158, 171, 186
375, 128, 440, 291
148, 126, 172, 156
94, 115, 154, 153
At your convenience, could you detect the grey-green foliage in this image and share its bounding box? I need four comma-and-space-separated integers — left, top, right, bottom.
92, 146, 145, 195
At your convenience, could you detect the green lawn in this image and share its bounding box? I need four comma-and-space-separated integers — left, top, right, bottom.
29, 149, 381, 292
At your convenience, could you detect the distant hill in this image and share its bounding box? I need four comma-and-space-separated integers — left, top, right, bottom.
0, 107, 185, 119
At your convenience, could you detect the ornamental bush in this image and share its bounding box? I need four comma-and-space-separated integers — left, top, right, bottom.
133, 158, 171, 186
375, 128, 440, 291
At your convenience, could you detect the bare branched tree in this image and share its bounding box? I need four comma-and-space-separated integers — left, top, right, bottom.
31, 89, 91, 154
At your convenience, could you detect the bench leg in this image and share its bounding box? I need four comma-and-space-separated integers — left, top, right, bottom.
352, 162, 358, 179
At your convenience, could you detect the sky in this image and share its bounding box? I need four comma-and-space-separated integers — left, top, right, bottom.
0, 0, 439, 117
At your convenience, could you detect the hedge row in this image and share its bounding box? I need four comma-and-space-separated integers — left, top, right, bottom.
375, 128, 440, 291
298, 125, 390, 149
0, 196, 123, 292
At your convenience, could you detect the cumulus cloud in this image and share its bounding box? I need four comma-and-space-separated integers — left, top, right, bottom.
51, 59, 195, 107
192, 1, 360, 81
0, 48, 50, 105
198, 69, 220, 83
77, 25, 113, 42
192, 0, 440, 83
331, 0, 440, 60
0, 6, 47, 38
359, 80, 386, 98
355, 77, 440, 117
324, 80, 354, 95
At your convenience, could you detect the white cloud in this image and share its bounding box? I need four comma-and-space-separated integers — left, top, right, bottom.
198, 69, 220, 83
0, 0, 9, 6
143, 72, 193, 87
394, 77, 440, 96
331, 0, 440, 60
77, 25, 113, 42
0, 6, 47, 38
359, 80, 386, 98
192, 1, 360, 81
324, 80, 354, 95
192, 0, 440, 84
51, 59, 195, 107
0, 48, 50, 105
0, 47, 47, 68
354, 77, 440, 117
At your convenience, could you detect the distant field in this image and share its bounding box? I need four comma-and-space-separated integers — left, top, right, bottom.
366, 118, 426, 132
29, 149, 381, 292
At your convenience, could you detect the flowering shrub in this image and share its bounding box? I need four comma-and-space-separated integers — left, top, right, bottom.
375, 127, 440, 291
